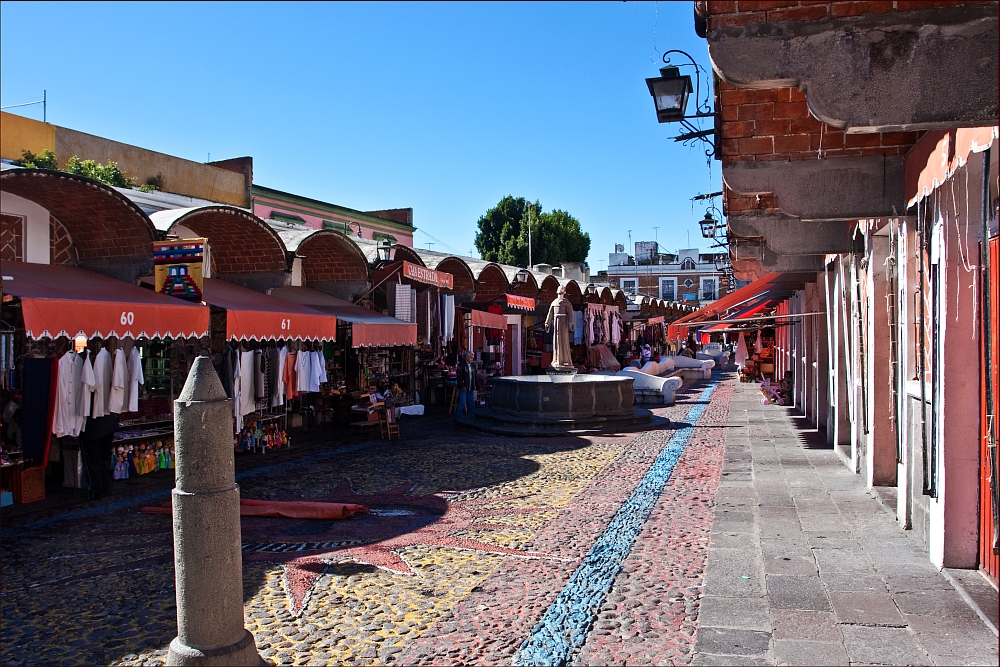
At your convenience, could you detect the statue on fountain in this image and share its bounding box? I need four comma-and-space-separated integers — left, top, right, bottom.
545, 285, 576, 374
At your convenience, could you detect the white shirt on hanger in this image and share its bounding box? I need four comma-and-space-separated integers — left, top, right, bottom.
78, 350, 96, 420
108, 348, 127, 414
126, 347, 144, 413
53, 351, 81, 438
91, 348, 112, 418
239, 350, 256, 416
296, 348, 312, 393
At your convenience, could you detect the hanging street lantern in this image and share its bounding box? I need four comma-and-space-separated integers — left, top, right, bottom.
375, 239, 395, 263
699, 210, 718, 239
646, 66, 693, 123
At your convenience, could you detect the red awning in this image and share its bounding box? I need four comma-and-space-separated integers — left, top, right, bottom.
668, 273, 805, 340
269, 287, 416, 347
202, 279, 337, 342
468, 309, 508, 329
2, 262, 209, 340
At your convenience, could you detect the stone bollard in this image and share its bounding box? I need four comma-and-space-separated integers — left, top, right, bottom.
166, 356, 264, 666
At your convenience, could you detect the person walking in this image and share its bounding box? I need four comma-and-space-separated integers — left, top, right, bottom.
456, 351, 479, 419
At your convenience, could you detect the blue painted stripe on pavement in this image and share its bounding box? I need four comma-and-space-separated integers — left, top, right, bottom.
512, 381, 717, 667
1, 441, 373, 536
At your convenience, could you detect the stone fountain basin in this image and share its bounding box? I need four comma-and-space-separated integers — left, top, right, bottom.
489, 374, 635, 420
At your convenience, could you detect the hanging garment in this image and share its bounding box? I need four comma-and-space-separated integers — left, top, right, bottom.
394, 284, 413, 322
108, 348, 127, 414
754, 330, 763, 354
295, 348, 312, 393
265, 348, 278, 406
22, 357, 55, 464
255, 350, 266, 400
239, 350, 256, 416
611, 312, 622, 344
220, 344, 235, 399
272, 347, 287, 407
79, 350, 96, 421
573, 311, 584, 345
126, 347, 144, 413
233, 351, 243, 432
735, 332, 749, 368
92, 347, 112, 418
53, 351, 83, 438
284, 351, 298, 400
309, 350, 325, 392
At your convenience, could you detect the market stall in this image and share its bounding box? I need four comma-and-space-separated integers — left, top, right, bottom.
201, 278, 339, 453
1, 262, 209, 502
269, 286, 418, 424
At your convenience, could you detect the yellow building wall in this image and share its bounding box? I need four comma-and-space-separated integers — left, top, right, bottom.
0, 112, 56, 161
1, 111, 248, 207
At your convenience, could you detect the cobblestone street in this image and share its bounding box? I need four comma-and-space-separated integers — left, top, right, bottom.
2, 373, 996, 666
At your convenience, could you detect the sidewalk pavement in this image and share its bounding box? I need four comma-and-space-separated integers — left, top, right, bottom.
693, 381, 999, 666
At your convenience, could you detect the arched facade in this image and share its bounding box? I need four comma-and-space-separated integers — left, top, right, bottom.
281, 229, 370, 300
1, 168, 156, 283
434, 257, 476, 301
473, 262, 510, 299
537, 275, 559, 306
598, 287, 614, 306
151, 206, 288, 292
559, 279, 583, 308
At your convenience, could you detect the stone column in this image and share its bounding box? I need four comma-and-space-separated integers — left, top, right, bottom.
166, 356, 263, 666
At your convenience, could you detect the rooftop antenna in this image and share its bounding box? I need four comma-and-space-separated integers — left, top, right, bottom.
426, 242, 434, 251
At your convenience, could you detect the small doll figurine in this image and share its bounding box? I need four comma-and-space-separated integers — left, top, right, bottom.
113, 445, 124, 469
144, 445, 156, 475
281, 430, 288, 447
126, 445, 138, 477
167, 446, 175, 469
157, 443, 167, 470
114, 455, 128, 480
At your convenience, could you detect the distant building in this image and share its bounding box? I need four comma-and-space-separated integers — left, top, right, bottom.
607, 243, 729, 304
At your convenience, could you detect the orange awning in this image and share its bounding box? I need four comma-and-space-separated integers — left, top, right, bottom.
468, 309, 508, 329
202, 279, 337, 342
269, 287, 416, 347
3, 262, 209, 340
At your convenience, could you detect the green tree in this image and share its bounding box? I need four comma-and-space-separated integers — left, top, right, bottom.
16, 149, 59, 169
65, 156, 137, 188
474, 196, 590, 267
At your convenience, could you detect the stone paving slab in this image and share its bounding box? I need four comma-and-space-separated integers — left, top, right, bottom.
692, 380, 999, 667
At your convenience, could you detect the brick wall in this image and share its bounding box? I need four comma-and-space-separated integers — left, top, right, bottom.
179, 209, 287, 275
1, 213, 23, 262
298, 233, 369, 284
50, 215, 78, 265
716, 79, 920, 164
705, 0, 978, 30
435, 257, 476, 296
1, 171, 154, 266
475, 264, 509, 299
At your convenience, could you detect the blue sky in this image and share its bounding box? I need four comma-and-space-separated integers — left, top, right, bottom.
1, 1, 721, 269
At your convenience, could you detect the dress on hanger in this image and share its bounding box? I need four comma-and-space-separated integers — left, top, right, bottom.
284, 350, 298, 400
272, 347, 287, 407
